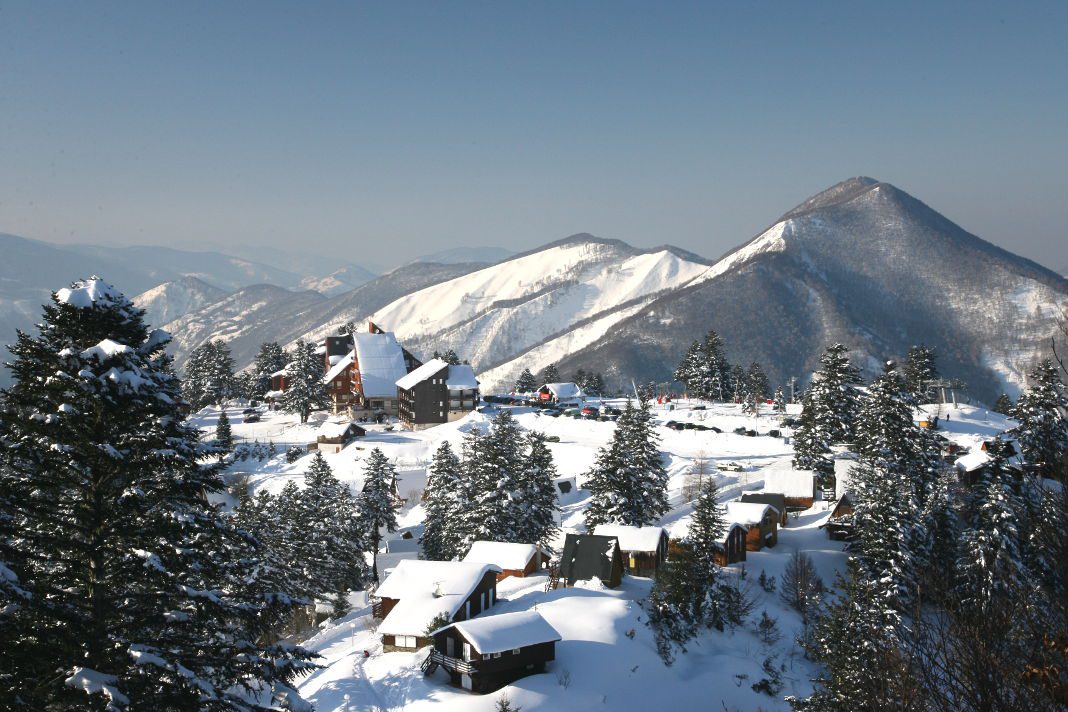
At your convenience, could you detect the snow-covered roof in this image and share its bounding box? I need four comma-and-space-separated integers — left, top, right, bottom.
955, 451, 990, 472
396, 358, 449, 391
434, 610, 561, 655
56, 278, 122, 309
322, 351, 354, 385
833, 457, 856, 495
445, 363, 478, 391
763, 469, 816, 498
354, 332, 408, 397
377, 560, 501, 638
541, 382, 584, 399
463, 541, 537, 570
317, 421, 360, 440
591, 524, 666, 553
716, 522, 747, 545
725, 501, 774, 526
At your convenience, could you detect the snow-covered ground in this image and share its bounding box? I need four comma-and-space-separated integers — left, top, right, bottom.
192, 398, 1016, 711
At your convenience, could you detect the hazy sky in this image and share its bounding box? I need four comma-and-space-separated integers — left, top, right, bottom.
1, 1, 1065, 272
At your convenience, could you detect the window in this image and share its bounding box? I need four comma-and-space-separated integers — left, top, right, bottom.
397, 635, 416, 648
512, 648, 521, 655
493, 652, 502, 658
483, 653, 491, 660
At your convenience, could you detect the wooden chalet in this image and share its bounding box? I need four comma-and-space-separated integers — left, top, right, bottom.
373, 560, 501, 652
555, 533, 624, 589
426, 610, 561, 694
314, 421, 366, 454
321, 334, 356, 414
763, 468, 817, 509
739, 492, 788, 526
535, 382, 585, 406
591, 524, 669, 578
713, 523, 748, 566
396, 358, 480, 431
463, 541, 549, 581
725, 501, 779, 551
822, 493, 855, 541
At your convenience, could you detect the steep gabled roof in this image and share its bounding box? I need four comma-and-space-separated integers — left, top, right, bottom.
591, 524, 666, 553
396, 358, 449, 391
559, 533, 620, 586
354, 331, 408, 397
463, 541, 538, 570
376, 560, 501, 638
434, 610, 561, 654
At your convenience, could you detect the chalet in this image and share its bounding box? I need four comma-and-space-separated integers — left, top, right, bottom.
591, 524, 669, 578
713, 523, 749, 566
822, 493, 855, 541
725, 501, 779, 551
463, 541, 549, 581
373, 560, 501, 652
763, 468, 818, 509
955, 440, 1023, 486
535, 382, 585, 407
316, 322, 423, 417
321, 334, 356, 414
555, 533, 624, 589
396, 358, 480, 431
739, 492, 788, 527
426, 610, 561, 694
314, 421, 366, 454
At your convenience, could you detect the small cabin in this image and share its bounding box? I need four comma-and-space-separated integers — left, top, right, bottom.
725, 502, 779, 551
314, 421, 366, 454
822, 493, 855, 541
713, 523, 748, 566
763, 469, 817, 509
591, 524, 669, 578
557, 533, 624, 589
373, 560, 501, 652
428, 610, 561, 694
739, 493, 788, 527
463, 542, 549, 581
535, 382, 585, 406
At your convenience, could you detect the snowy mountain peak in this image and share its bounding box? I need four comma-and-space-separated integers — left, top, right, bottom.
133, 276, 229, 330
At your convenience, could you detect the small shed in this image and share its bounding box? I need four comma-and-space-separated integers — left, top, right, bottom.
822, 493, 855, 541
591, 524, 669, 578
713, 523, 748, 566
763, 469, 817, 509
535, 382, 585, 406
739, 493, 788, 527
557, 533, 624, 588
463, 542, 549, 580
428, 610, 561, 694
315, 421, 366, 454
725, 501, 779, 551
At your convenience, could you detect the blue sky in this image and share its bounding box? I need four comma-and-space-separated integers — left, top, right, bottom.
1, 1, 1065, 271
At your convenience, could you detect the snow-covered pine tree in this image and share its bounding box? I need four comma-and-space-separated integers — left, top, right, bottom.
672, 340, 703, 396
916, 467, 959, 602
421, 441, 466, 561
791, 343, 863, 478
541, 363, 560, 384
584, 399, 669, 528
729, 364, 747, 403
701, 330, 732, 402
773, 386, 786, 414
513, 368, 537, 394
182, 340, 236, 409
992, 393, 1014, 415
0, 277, 313, 710
357, 448, 400, 582
747, 362, 769, 402
1011, 358, 1068, 479
514, 431, 560, 551
460, 410, 527, 547
687, 476, 727, 583
902, 344, 939, 404
279, 340, 328, 423
252, 341, 289, 399
644, 540, 707, 664
215, 409, 233, 453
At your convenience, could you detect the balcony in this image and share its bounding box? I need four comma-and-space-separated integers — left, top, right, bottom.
428, 649, 476, 674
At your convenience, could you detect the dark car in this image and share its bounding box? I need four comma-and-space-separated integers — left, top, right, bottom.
708, 426, 723, 433
664, 421, 685, 431
242, 407, 256, 415
691, 405, 706, 411
243, 413, 262, 423
603, 406, 622, 416
581, 406, 600, 419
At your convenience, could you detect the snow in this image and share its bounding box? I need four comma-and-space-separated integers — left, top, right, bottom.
65, 667, 130, 708
695, 219, 791, 284
353, 332, 408, 397
396, 358, 449, 391
762, 468, 815, 499
724, 501, 774, 526
317, 421, 356, 440
377, 560, 501, 637
445, 363, 478, 390
321, 351, 354, 385
435, 610, 561, 654
464, 541, 538, 570
80, 339, 133, 362
590, 524, 664, 553
543, 382, 584, 400
56, 278, 122, 309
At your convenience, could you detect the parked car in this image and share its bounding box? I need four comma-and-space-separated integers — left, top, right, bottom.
733, 426, 747, 435
768, 429, 782, 438
603, 406, 622, 416
581, 406, 600, 419
690, 405, 706, 411
708, 426, 723, 433
242, 407, 257, 415
243, 413, 262, 423
683, 422, 696, 430
721, 461, 745, 472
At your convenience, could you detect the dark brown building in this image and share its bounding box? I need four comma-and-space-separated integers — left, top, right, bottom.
556, 533, 624, 588
822, 493, 855, 541
739, 493, 788, 527
591, 524, 669, 578
396, 358, 480, 431
426, 610, 561, 694
713, 524, 748, 566
726, 502, 779, 551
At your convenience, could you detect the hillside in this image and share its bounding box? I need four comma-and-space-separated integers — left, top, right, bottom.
554, 178, 1068, 401
133, 276, 229, 329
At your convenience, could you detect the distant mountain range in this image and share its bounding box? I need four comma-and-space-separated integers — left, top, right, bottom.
3, 178, 1065, 400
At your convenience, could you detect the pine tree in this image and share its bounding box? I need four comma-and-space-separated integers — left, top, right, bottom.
791, 343, 863, 478
279, 340, 328, 423
433, 349, 461, 365
645, 540, 707, 664
513, 368, 537, 393
358, 448, 400, 582
460, 411, 527, 547
729, 364, 747, 403
182, 340, 236, 410
773, 386, 786, 413
252, 341, 289, 399
673, 340, 703, 395
515, 431, 560, 551
1011, 358, 1068, 479
747, 362, 769, 402
541, 363, 560, 384
992, 393, 1014, 416
584, 399, 669, 528
687, 477, 727, 582
903, 344, 939, 404
215, 409, 233, 453
421, 441, 466, 561
0, 277, 313, 710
